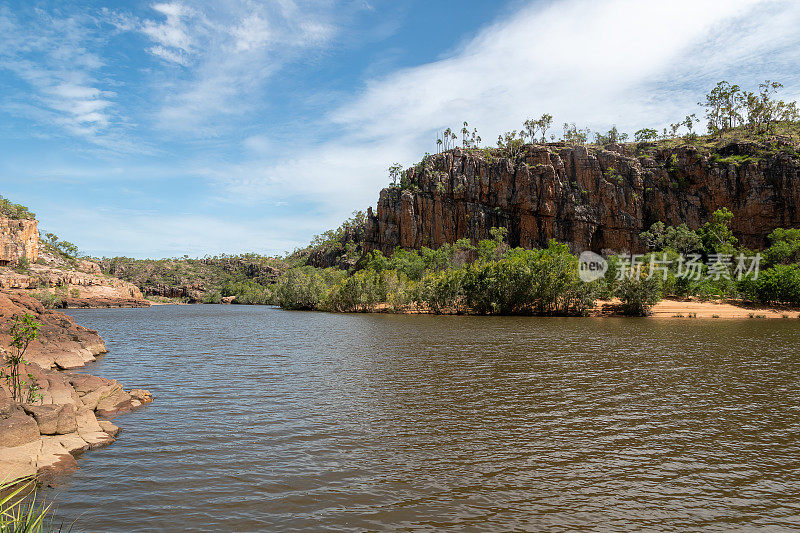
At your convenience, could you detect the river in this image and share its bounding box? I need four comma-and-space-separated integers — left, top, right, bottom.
46, 305, 800, 532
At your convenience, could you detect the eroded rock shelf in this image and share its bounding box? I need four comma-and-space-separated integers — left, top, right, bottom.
0, 292, 152, 483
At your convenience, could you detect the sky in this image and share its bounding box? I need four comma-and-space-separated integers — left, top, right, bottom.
1, 0, 799, 259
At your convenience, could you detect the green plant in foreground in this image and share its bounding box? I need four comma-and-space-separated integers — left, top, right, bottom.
0, 477, 58, 532
1, 314, 40, 403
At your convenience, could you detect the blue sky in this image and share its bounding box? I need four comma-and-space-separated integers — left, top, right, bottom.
1, 0, 799, 258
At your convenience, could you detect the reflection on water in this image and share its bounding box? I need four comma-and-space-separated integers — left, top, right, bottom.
48, 306, 800, 532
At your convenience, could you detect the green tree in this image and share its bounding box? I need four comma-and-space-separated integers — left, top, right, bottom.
595, 125, 628, 145
640, 221, 702, 255
276, 268, 333, 310
562, 123, 590, 146
745, 264, 800, 305
682, 113, 697, 136
496, 130, 525, 157
2, 314, 40, 402
700, 81, 743, 138
614, 272, 662, 316
388, 163, 404, 187
0, 195, 35, 220
763, 228, 800, 267
699, 208, 737, 256
634, 128, 658, 143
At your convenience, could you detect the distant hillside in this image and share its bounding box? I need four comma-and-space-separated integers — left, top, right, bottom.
98, 255, 286, 304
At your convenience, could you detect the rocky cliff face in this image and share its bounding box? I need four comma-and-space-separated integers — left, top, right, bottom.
0, 218, 38, 265
364, 141, 800, 254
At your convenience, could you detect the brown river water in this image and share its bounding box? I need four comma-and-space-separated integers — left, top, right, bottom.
46, 305, 800, 532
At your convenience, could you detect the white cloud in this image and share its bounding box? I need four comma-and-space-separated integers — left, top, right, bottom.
0, 8, 121, 144
141, 2, 198, 63
147, 45, 192, 66
204, 0, 800, 249
232, 13, 271, 51
122, 1, 338, 133
331, 0, 774, 139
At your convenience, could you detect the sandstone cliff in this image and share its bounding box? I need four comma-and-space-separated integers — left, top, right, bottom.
0, 262, 149, 309
0, 218, 38, 265
364, 140, 800, 255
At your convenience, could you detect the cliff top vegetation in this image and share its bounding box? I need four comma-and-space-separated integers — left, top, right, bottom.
386, 80, 800, 189
0, 195, 35, 220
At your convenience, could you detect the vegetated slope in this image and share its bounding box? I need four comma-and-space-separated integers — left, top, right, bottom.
98, 254, 285, 303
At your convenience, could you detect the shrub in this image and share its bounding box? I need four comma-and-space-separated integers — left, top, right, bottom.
276, 267, 334, 310
327, 269, 384, 312
1, 314, 40, 402
747, 265, 800, 305
32, 291, 62, 309
14, 256, 30, 273
615, 272, 662, 316
461, 242, 596, 315
202, 291, 223, 304
0, 196, 35, 219
420, 268, 465, 313
380, 270, 415, 311
219, 279, 273, 305
763, 228, 800, 267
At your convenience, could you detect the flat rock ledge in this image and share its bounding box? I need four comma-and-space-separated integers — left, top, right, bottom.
0, 364, 153, 484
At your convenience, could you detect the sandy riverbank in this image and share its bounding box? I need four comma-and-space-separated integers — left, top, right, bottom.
596, 298, 800, 319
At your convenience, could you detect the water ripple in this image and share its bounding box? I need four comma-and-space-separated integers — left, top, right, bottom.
41, 306, 800, 532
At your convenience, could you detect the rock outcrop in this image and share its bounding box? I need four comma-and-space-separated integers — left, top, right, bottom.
0, 363, 152, 483
0, 292, 109, 370
0, 218, 38, 265
0, 291, 152, 483
0, 263, 150, 308
364, 141, 800, 255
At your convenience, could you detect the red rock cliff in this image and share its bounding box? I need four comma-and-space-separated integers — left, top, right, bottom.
364, 141, 800, 254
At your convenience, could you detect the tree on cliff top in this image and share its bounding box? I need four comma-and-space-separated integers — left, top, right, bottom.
594, 126, 628, 145
388, 163, 403, 186
562, 123, 590, 147
523, 114, 554, 143
0, 196, 35, 220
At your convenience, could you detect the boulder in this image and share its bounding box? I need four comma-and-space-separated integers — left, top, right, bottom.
56, 404, 77, 434
129, 389, 154, 404
76, 408, 114, 448
95, 389, 133, 417
98, 420, 120, 437
0, 410, 41, 447
21, 404, 61, 435
53, 352, 88, 370
0, 459, 37, 481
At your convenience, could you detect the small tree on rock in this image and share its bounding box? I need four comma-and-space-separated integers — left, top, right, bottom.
1, 313, 40, 403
